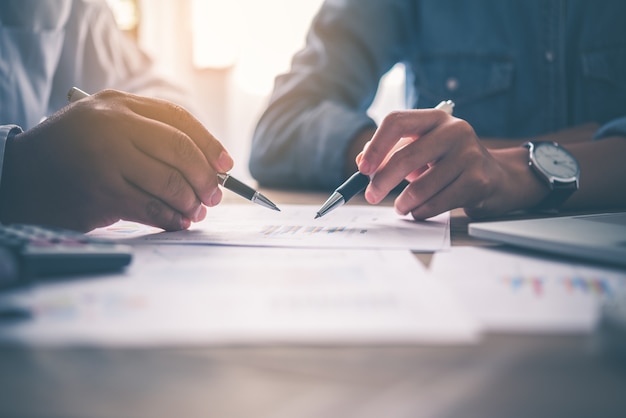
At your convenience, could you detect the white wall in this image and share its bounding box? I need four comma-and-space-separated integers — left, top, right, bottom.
137, 0, 404, 180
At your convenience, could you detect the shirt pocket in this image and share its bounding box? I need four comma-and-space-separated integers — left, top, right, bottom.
581, 48, 626, 123
412, 55, 515, 136
414, 55, 514, 104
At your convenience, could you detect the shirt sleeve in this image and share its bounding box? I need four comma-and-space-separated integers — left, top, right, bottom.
593, 116, 626, 140
0, 125, 23, 191
249, 0, 414, 190
48, 0, 200, 119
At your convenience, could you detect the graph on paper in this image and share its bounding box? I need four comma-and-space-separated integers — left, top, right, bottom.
432, 247, 626, 333
88, 204, 451, 251
501, 276, 615, 298
260, 224, 367, 237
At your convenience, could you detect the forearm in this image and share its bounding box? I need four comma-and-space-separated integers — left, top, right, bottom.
63, 0, 198, 114
481, 123, 601, 149
564, 136, 626, 209
251, 96, 376, 190
250, 1, 411, 189
483, 123, 625, 210
488, 135, 626, 214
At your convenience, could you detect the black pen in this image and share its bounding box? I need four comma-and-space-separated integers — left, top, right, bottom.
216, 173, 279, 211
67, 87, 280, 212
314, 172, 370, 219
315, 100, 455, 219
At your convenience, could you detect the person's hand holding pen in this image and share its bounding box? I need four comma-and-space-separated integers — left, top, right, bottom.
0, 88, 235, 232
353, 102, 550, 220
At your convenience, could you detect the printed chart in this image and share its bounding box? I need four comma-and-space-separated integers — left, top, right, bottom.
431, 247, 626, 333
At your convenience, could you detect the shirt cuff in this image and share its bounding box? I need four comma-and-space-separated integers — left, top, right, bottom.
593, 116, 626, 140
0, 125, 23, 189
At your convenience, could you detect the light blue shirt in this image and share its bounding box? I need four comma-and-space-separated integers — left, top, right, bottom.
249, 0, 626, 190
0, 0, 189, 188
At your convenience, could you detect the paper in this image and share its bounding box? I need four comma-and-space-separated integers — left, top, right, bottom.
0, 246, 477, 346
88, 204, 450, 251
430, 246, 626, 333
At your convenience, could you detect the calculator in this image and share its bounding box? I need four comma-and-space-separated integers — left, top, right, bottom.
0, 223, 132, 288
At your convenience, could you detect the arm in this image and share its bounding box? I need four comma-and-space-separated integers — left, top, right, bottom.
348, 122, 602, 171
48, 0, 199, 116
249, 0, 414, 190
480, 123, 601, 149
0, 1, 232, 231
357, 111, 626, 220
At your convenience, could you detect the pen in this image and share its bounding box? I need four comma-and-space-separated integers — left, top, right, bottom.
67, 87, 280, 212
314, 100, 455, 219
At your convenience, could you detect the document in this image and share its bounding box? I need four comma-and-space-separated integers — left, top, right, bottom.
0, 246, 478, 346
430, 246, 626, 333
89, 204, 450, 251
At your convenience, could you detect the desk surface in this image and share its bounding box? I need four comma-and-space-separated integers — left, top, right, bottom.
1, 189, 625, 418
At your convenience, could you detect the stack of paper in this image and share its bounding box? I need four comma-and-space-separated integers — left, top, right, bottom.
0, 246, 478, 346
0, 205, 479, 347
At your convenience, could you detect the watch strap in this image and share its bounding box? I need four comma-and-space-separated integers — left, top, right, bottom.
533, 179, 578, 211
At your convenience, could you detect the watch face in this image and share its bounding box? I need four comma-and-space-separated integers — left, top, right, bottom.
533, 142, 579, 179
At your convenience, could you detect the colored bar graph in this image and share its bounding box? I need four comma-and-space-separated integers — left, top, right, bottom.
502, 276, 614, 298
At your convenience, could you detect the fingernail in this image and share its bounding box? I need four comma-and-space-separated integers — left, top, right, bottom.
197, 205, 207, 220
395, 206, 408, 216
359, 160, 371, 174
209, 189, 222, 207
180, 217, 191, 230
218, 151, 234, 172
193, 205, 203, 221
364, 188, 377, 204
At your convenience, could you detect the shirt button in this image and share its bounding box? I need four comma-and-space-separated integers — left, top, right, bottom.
545, 51, 554, 62
446, 77, 459, 91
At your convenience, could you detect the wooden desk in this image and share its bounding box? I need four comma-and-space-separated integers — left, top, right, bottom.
1, 190, 625, 418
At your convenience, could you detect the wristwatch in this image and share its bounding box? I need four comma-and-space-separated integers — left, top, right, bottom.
523, 141, 580, 211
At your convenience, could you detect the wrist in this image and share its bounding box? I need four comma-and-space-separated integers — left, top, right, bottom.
492, 147, 551, 211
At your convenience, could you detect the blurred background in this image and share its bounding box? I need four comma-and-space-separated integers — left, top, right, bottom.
106, 0, 405, 180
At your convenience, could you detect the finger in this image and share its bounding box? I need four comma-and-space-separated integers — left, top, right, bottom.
394, 157, 464, 216
119, 181, 193, 231
119, 150, 205, 222
357, 137, 414, 172
358, 108, 450, 175
365, 125, 456, 204
126, 115, 220, 204
401, 172, 466, 220
122, 92, 234, 173
405, 164, 430, 183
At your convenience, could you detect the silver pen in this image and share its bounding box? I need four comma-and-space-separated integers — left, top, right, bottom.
67, 87, 280, 212
315, 100, 455, 219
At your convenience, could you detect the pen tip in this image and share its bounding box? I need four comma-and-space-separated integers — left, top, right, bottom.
314, 213, 321, 219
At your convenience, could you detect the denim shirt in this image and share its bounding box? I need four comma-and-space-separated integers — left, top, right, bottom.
249, 0, 626, 190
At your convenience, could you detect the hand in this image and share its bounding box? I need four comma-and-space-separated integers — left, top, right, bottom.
0, 90, 233, 231
357, 108, 548, 219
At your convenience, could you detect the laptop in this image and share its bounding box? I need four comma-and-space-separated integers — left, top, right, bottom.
468, 212, 626, 267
